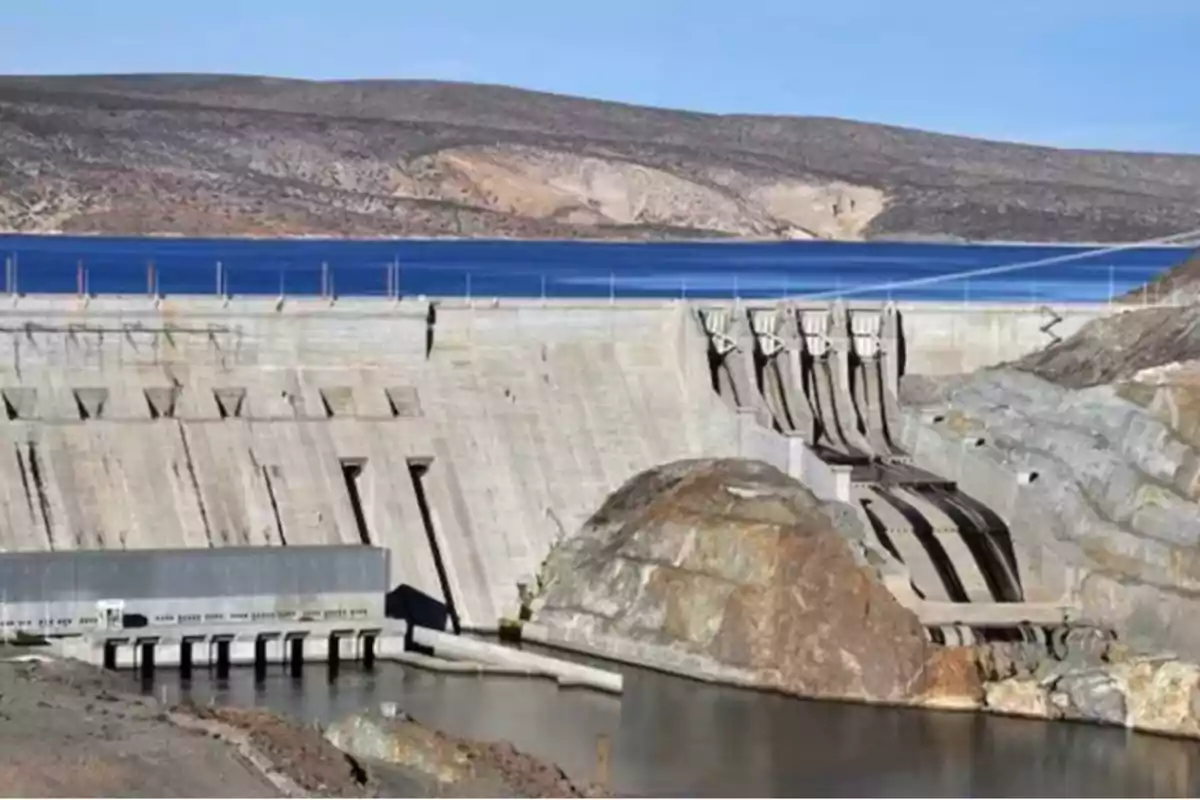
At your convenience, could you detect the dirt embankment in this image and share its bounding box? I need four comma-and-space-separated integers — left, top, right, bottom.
0, 655, 593, 798
0, 655, 369, 797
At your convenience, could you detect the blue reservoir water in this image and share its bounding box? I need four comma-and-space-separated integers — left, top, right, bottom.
0, 236, 1188, 302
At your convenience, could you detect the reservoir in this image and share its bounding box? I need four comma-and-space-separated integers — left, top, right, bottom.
0, 235, 1188, 302
139, 659, 1200, 797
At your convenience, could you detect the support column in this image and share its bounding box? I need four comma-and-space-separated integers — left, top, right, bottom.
362, 633, 376, 670
253, 638, 268, 684
215, 639, 231, 679
881, 302, 902, 399
828, 300, 853, 395
180, 640, 193, 679
289, 636, 304, 678
327, 634, 340, 681
139, 641, 155, 682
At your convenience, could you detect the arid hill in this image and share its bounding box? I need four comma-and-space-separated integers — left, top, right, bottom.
2, 74, 1200, 241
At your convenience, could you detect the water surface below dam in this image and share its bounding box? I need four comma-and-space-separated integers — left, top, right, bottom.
136, 659, 1200, 797
0, 235, 1188, 302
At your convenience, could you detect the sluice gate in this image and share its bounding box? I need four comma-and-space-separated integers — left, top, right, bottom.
698, 302, 1079, 645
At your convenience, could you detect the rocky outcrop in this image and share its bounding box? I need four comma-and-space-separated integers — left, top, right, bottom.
884, 301, 1200, 739
532, 458, 950, 705
981, 650, 1200, 739
1014, 305, 1200, 389
325, 710, 600, 798
3, 75, 1200, 241
900, 363, 1200, 660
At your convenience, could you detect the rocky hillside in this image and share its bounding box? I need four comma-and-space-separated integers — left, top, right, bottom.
895, 301, 1200, 662
2, 74, 1200, 241
1014, 304, 1200, 388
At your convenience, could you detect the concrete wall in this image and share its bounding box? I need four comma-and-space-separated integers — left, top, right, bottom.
0, 295, 1118, 632
890, 302, 1114, 375
0, 297, 751, 631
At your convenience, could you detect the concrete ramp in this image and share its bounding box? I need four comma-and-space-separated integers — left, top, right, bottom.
858, 486, 949, 601
923, 486, 1024, 603
891, 486, 994, 604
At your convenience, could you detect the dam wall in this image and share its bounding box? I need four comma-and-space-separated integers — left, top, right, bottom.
883, 302, 1112, 375
0, 295, 1118, 633
0, 296, 746, 630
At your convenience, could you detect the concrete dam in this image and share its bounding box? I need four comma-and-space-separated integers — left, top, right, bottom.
0, 294, 1117, 640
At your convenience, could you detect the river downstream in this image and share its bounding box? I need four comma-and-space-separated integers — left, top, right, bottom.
134, 657, 1200, 797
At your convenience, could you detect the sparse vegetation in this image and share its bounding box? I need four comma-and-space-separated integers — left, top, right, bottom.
1, 75, 1199, 241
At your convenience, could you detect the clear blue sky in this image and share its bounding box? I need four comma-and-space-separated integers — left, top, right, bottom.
3, 0, 1197, 153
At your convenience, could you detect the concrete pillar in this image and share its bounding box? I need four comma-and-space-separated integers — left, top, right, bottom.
215, 639, 230, 679
327, 633, 341, 680
362, 633, 376, 670
139, 641, 155, 681
114, 643, 138, 669
881, 303, 902, 398
180, 640, 193, 679
288, 636, 304, 677
828, 301, 852, 394
253, 638, 267, 683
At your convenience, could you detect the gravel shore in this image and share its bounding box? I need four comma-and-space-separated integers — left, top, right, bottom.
0, 653, 593, 798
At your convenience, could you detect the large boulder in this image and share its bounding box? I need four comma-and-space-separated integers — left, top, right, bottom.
325, 711, 599, 798
532, 458, 945, 704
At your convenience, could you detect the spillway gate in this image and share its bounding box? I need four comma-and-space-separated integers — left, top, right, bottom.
698, 301, 1083, 645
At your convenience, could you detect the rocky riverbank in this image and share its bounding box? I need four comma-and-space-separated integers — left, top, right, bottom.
0, 654, 592, 798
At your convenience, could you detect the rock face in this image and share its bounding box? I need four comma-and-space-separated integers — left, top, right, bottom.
533, 458, 935, 704
900, 360, 1200, 660
982, 654, 1200, 739
1014, 305, 1200, 389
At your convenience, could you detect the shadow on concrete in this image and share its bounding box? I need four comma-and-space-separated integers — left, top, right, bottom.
386, 585, 452, 654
